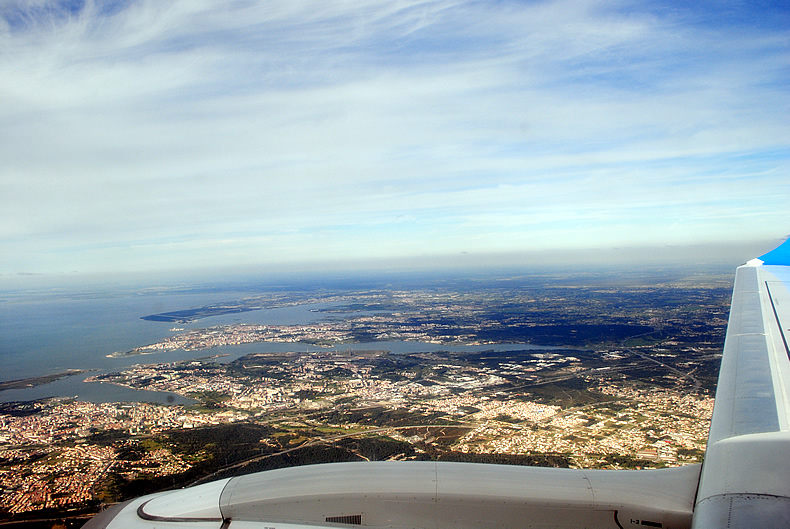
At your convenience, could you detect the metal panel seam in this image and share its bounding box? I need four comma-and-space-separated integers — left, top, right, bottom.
765, 282, 790, 360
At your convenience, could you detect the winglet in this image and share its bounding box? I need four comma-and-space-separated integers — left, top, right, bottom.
758, 237, 790, 266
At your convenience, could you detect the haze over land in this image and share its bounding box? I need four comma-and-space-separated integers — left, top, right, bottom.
1, 0, 789, 280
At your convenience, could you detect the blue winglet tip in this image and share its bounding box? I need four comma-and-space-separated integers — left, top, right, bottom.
759, 237, 790, 266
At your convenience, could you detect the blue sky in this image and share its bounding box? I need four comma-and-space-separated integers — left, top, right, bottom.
1, 0, 788, 277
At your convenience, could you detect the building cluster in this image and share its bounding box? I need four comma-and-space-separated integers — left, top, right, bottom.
0, 443, 113, 514
0, 400, 222, 443
454, 379, 713, 468
120, 322, 357, 357
113, 445, 193, 481
0, 400, 239, 514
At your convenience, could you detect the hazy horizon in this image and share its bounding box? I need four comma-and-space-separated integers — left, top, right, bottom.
0, 238, 777, 295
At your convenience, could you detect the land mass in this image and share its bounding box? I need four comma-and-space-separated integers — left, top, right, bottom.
0, 268, 733, 524
0, 370, 86, 392
139, 293, 314, 323
141, 305, 259, 323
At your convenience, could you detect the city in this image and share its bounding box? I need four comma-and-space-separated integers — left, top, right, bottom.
0, 269, 732, 525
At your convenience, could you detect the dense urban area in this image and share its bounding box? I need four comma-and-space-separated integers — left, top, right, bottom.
0, 268, 734, 527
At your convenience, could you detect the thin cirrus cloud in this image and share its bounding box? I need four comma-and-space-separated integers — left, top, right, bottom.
0, 0, 788, 277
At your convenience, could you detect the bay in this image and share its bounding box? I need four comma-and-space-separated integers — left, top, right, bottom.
0, 288, 329, 403
0, 287, 550, 404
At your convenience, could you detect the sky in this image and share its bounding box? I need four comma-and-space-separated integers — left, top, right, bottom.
1, 0, 788, 279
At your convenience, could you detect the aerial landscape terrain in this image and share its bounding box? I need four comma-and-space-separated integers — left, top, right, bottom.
1, 0, 787, 527
0, 266, 732, 527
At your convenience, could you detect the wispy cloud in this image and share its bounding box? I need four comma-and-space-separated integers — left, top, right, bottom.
1, 0, 788, 275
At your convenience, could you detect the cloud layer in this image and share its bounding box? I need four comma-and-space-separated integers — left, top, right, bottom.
1, 0, 788, 275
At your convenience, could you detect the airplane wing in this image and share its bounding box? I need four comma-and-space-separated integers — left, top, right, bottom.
85, 461, 701, 529
692, 241, 790, 528
84, 240, 790, 529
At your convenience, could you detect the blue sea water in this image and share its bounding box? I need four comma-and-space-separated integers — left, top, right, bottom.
0, 286, 332, 403
0, 282, 545, 404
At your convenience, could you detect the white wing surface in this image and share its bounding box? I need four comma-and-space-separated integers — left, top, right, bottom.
86, 461, 700, 529
692, 242, 790, 528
